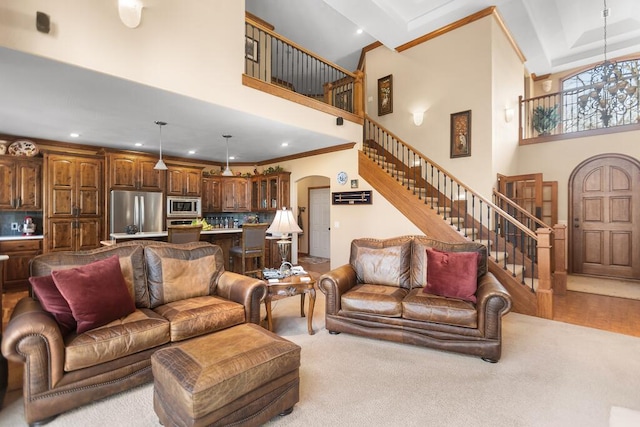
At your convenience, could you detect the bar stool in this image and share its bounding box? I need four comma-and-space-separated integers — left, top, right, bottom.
167, 224, 203, 244
229, 223, 268, 278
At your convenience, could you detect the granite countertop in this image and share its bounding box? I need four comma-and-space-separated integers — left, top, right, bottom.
109, 228, 243, 240
0, 235, 44, 242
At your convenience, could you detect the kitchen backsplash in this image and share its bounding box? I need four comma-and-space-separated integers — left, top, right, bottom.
0, 211, 43, 236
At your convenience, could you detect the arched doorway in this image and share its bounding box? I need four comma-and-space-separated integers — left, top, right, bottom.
569, 153, 640, 279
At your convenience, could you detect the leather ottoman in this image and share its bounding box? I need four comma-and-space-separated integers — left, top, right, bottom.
151, 323, 300, 427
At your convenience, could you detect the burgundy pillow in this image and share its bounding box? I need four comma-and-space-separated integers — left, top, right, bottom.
29, 275, 77, 336
423, 248, 480, 303
51, 255, 136, 334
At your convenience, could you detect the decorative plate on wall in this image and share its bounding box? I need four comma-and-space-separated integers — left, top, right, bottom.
8, 140, 39, 157
337, 171, 348, 185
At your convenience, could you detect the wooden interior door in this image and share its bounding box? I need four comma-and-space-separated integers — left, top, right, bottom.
570, 154, 640, 279
497, 173, 543, 219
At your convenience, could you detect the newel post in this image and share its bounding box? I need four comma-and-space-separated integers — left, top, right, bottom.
353, 70, 365, 117
323, 81, 334, 106
536, 227, 553, 319
553, 224, 567, 295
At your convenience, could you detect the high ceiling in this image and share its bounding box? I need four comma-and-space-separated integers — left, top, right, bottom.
0, 0, 638, 163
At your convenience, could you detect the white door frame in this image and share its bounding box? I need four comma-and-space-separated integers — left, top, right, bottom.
309, 186, 330, 258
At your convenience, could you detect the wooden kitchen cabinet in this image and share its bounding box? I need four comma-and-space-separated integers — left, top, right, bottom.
44, 153, 104, 252
107, 152, 164, 191
0, 239, 42, 291
167, 165, 203, 197
272, 172, 290, 210
0, 156, 42, 211
202, 176, 222, 213
251, 176, 268, 211
46, 218, 102, 252
222, 177, 250, 212
250, 172, 290, 212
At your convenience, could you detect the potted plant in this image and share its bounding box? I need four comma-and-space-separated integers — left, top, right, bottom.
532, 105, 560, 136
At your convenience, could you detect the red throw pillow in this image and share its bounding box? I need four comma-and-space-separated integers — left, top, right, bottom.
423, 248, 480, 303
29, 275, 77, 336
51, 255, 136, 334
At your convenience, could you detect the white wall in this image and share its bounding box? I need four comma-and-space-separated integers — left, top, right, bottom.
7, 2, 634, 265
363, 16, 506, 201
276, 149, 422, 268
491, 19, 524, 179
0, 0, 361, 144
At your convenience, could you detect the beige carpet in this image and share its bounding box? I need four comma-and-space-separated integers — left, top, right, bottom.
567, 274, 640, 301
2, 290, 640, 427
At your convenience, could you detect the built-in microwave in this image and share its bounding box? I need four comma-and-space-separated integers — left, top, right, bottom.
167, 196, 201, 218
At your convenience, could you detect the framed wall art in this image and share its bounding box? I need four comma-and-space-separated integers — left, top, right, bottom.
245, 36, 259, 62
450, 110, 471, 158
377, 74, 393, 116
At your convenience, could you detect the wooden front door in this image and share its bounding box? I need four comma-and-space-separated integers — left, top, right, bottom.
570, 154, 640, 279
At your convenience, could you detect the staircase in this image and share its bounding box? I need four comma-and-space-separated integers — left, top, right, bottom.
360, 116, 559, 318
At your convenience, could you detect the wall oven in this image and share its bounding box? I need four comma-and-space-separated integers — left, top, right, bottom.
166, 196, 201, 218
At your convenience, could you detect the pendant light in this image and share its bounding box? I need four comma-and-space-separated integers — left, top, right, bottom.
154, 120, 168, 170
221, 134, 233, 176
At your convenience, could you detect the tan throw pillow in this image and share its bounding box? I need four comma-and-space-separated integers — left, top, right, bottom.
350, 237, 412, 288
145, 244, 223, 308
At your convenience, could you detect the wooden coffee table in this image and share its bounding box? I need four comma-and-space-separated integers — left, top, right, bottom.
264, 274, 317, 335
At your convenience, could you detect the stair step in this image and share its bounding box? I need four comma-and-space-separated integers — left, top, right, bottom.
433, 206, 452, 214
391, 176, 416, 186
501, 263, 525, 279
492, 251, 508, 263
372, 161, 397, 170
445, 216, 465, 227
472, 239, 493, 248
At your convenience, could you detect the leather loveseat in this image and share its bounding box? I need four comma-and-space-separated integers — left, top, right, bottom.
1, 241, 266, 425
318, 236, 512, 362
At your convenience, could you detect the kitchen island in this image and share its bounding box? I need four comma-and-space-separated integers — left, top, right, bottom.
108, 229, 242, 270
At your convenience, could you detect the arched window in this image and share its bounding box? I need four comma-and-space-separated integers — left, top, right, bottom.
561, 57, 639, 132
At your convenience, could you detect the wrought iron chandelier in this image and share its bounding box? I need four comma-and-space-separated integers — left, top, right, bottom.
577, 0, 638, 127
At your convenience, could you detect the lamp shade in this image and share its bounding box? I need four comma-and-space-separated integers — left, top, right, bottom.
267, 207, 302, 236
154, 159, 168, 170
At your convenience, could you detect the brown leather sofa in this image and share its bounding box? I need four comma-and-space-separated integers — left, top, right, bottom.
1, 241, 266, 426
318, 236, 512, 362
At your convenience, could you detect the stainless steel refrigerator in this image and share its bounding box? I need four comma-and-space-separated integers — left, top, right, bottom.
110, 190, 164, 234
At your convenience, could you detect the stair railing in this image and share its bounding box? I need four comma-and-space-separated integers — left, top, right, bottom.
492, 190, 551, 233
363, 115, 554, 298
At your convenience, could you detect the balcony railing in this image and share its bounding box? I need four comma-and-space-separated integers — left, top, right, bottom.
519, 88, 640, 143
245, 17, 363, 117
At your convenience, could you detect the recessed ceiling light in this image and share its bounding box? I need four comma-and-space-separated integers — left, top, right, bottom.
281, 142, 289, 147
229, 156, 236, 160
70, 132, 80, 138
356, 28, 364, 35
134, 142, 143, 147
188, 150, 196, 155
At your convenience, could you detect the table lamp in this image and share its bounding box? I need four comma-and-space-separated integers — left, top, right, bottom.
266, 207, 303, 274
